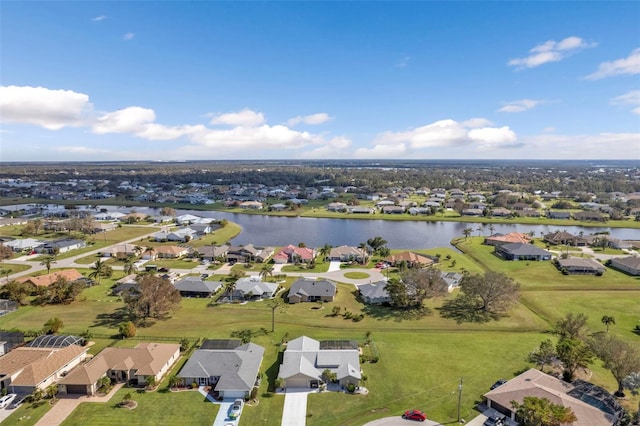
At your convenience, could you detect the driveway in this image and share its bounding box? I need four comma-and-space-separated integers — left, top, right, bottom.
364, 417, 442, 426
281, 388, 310, 426
327, 261, 342, 272
33, 383, 124, 426
211, 401, 234, 426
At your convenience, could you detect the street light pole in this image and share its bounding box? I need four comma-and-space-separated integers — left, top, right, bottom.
457, 377, 464, 423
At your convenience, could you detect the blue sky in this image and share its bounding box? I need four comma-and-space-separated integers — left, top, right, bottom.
1, 1, 639, 161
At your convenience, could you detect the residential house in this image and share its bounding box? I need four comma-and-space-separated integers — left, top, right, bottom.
277, 336, 361, 389
273, 245, 316, 264
484, 232, 531, 247
59, 343, 180, 395
153, 228, 197, 242
441, 272, 463, 292
483, 369, 623, 426
93, 212, 126, 221
573, 211, 606, 222
121, 212, 147, 222
92, 222, 118, 233
491, 207, 512, 217
111, 274, 139, 296
609, 256, 640, 276
233, 277, 278, 300
17, 269, 84, 287
0, 331, 24, 356
557, 258, 605, 275
103, 243, 140, 258
0, 345, 89, 394
607, 238, 632, 250
381, 206, 405, 214
358, 281, 390, 305
154, 245, 189, 259
38, 238, 86, 254
238, 201, 263, 210
327, 245, 366, 263
178, 340, 264, 399
173, 276, 222, 297
544, 231, 578, 246
384, 251, 435, 268
3, 238, 43, 253
348, 206, 375, 214
461, 208, 484, 216
547, 210, 571, 220
197, 245, 228, 261
270, 203, 288, 211
408, 207, 431, 215
287, 278, 336, 303
326, 202, 348, 212
495, 243, 552, 261
175, 214, 201, 225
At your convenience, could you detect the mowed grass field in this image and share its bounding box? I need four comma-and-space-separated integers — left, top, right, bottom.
2, 234, 640, 425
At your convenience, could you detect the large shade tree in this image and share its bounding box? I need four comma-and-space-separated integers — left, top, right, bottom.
511, 396, 577, 426
590, 333, 640, 397
123, 274, 181, 324
440, 271, 520, 323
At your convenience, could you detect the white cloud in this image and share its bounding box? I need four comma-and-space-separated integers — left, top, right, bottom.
508, 36, 596, 69
93, 106, 155, 134
520, 132, 640, 159
498, 99, 543, 113
302, 136, 351, 158
209, 108, 265, 127
360, 118, 520, 157
92, 15, 107, 22
287, 113, 332, 126
123, 32, 135, 41
610, 90, 640, 115
542, 127, 556, 133
0, 85, 93, 130
56, 146, 109, 154
585, 48, 640, 80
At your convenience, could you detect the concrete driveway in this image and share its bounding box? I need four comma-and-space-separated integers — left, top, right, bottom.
281, 388, 310, 426
211, 401, 234, 426
364, 417, 442, 426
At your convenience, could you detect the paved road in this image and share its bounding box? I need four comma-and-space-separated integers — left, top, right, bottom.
364, 417, 442, 426
281, 388, 311, 426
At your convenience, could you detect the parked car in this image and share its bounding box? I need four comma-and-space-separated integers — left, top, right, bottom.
402, 409, 427, 422
0, 394, 17, 408
229, 398, 243, 419
490, 379, 507, 390
483, 414, 506, 426
9, 395, 27, 409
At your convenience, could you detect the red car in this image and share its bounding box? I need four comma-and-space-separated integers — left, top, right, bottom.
403, 409, 427, 422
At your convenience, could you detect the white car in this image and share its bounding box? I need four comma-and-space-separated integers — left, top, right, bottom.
229, 398, 243, 419
0, 394, 17, 408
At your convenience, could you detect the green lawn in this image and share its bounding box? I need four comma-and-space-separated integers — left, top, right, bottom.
343, 272, 369, 279
0, 262, 32, 275
281, 261, 330, 273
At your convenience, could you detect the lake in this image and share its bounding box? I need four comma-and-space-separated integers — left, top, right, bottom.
8, 204, 640, 250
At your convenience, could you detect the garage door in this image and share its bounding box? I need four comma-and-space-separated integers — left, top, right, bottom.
285, 377, 310, 388
65, 385, 88, 394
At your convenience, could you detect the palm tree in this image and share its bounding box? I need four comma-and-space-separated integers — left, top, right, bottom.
40, 256, 56, 274
601, 315, 616, 333
267, 299, 286, 333
225, 281, 237, 302
476, 226, 483, 237
358, 242, 369, 264
168, 375, 181, 390
123, 261, 136, 276
488, 224, 495, 235
462, 227, 473, 240
319, 244, 332, 262
259, 264, 274, 280
45, 384, 59, 401
89, 259, 108, 285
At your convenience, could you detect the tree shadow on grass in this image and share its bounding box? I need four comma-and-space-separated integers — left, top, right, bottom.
92, 306, 130, 329
437, 298, 502, 324
361, 304, 430, 322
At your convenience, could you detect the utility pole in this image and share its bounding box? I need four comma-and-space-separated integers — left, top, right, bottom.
457, 377, 464, 423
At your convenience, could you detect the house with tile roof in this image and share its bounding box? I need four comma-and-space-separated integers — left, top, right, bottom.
178, 341, 264, 399
58, 343, 180, 395
277, 336, 361, 389
328, 245, 366, 263
154, 245, 189, 259
484, 232, 531, 247
0, 345, 89, 394
17, 269, 84, 287
273, 244, 316, 264
384, 251, 435, 268
483, 369, 623, 426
